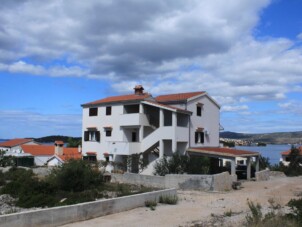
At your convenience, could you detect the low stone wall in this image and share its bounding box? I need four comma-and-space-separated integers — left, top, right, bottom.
0, 188, 176, 227
269, 171, 286, 178
255, 169, 270, 181
111, 172, 233, 191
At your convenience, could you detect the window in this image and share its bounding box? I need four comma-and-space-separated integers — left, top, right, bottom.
106, 106, 112, 115
195, 131, 204, 143
84, 131, 100, 142
106, 130, 112, 137
89, 108, 98, 116
196, 106, 202, 116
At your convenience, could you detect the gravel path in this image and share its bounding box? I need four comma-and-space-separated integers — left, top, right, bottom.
62, 176, 302, 227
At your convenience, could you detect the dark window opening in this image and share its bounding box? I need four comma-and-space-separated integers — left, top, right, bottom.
89, 108, 98, 116
197, 106, 202, 116
195, 131, 204, 143
105, 156, 110, 162
132, 132, 137, 142
106, 130, 112, 137
84, 131, 100, 142
106, 106, 112, 115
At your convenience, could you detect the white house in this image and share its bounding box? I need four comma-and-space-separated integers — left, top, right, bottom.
81, 85, 221, 173
0, 138, 39, 153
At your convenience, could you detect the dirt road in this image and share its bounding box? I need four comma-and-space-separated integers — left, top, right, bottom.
62, 176, 302, 227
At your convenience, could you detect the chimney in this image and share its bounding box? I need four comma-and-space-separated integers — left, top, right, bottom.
134, 85, 144, 95
54, 141, 64, 156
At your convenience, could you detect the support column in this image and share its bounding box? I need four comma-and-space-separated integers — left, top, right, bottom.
255, 155, 260, 172
172, 112, 177, 127
172, 140, 177, 153
160, 109, 164, 127
231, 158, 236, 177
159, 140, 164, 158
139, 103, 144, 113
247, 157, 251, 180
139, 126, 144, 142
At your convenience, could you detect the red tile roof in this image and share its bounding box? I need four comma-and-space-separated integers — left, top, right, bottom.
0, 138, 34, 148
156, 92, 205, 103
188, 147, 259, 157
21, 145, 82, 161
82, 93, 152, 106
58, 148, 82, 161
21, 145, 54, 156
281, 146, 302, 156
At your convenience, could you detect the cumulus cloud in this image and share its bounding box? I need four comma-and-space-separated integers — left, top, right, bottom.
1, 0, 302, 134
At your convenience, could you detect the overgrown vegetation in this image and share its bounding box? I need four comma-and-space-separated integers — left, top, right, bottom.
245, 197, 302, 227
153, 153, 210, 176
0, 160, 154, 209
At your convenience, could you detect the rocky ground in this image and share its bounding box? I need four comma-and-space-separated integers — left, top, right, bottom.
62, 175, 302, 227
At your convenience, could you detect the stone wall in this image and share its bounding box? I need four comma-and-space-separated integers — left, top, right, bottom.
111, 172, 233, 191
255, 169, 270, 181
0, 188, 176, 227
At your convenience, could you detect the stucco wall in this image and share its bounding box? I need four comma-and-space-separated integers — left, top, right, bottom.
111, 172, 232, 191
0, 188, 176, 227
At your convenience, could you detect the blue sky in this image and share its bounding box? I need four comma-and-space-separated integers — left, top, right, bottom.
0, 0, 302, 138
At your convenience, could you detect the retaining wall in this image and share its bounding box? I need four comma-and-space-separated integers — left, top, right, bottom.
0, 188, 176, 227
111, 172, 233, 191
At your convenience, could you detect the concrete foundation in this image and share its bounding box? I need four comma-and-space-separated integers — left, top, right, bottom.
255, 170, 270, 181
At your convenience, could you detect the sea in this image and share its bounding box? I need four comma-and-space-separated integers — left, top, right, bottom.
235, 144, 293, 165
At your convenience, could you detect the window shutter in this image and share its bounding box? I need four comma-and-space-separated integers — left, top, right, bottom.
84, 131, 89, 141
96, 131, 100, 142
195, 132, 199, 143
200, 132, 205, 143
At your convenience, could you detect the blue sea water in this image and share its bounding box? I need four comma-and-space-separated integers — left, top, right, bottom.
235, 144, 293, 165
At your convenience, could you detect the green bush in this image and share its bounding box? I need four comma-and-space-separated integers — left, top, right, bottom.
145, 200, 157, 210
47, 159, 102, 192
159, 195, 178, 205
287, 197, 302, 224
0, 171, 5, 186
153, 154, 210, 176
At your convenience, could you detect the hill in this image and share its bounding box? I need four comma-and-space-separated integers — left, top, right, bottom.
33, 135, 81, 143
220, 131, 302, 144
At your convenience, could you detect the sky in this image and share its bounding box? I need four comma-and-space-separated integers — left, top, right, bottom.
0, 0, 302, 138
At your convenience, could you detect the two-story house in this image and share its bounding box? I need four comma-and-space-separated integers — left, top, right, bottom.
81, 85, 220, 173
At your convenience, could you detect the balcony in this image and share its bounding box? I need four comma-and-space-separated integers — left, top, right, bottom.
108, 141, 141, 155
119, 113, 149, 127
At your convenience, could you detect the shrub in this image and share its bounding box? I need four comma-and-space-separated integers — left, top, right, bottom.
47, 159, 102, 192
145, 200, 157, 210
287, 197, 302, 224
159, 195, 178, 205
153, 154, 210, 176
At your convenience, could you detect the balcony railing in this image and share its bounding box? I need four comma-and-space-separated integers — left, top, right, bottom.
108, 141, 141, 155
119, 113, 149, 127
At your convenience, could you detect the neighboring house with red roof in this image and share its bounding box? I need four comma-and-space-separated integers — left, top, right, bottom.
280, 146, 302, 166
81, 85, 225, 174
21, 141, 82, 166
0, 138, 39, 153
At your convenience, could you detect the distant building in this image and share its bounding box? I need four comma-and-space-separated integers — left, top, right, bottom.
21, 141, 82, 166
0, 138, 39, 153
280, 146, 302, 166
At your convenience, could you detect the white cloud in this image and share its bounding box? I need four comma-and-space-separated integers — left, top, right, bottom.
221, 105, 249, 112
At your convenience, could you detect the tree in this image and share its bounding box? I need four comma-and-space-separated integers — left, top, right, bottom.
67, 137, 81, 148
